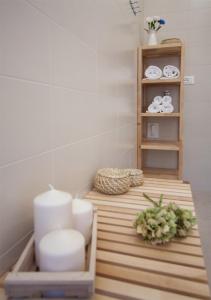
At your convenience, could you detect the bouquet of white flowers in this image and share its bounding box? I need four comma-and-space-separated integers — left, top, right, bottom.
145, 16, 166, 32
134, 193, 196, 244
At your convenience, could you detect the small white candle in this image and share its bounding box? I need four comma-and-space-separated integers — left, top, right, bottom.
39, 229, 85, 272
34, 185, 72, 264
73, 199, 93, 245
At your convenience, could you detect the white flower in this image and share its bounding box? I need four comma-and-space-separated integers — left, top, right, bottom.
146, 16, 153, 23
153, 16, 160, 21
162, 224, 170, 234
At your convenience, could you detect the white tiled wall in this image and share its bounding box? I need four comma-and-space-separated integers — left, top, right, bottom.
144, 0, 211, 192
0, 0, 142, 273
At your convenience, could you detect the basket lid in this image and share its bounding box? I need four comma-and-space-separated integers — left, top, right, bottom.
126, 169, 143, 176
97, 168, 129, 179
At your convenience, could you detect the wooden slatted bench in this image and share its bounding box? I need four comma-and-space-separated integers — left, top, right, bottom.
85, 177, 211, 300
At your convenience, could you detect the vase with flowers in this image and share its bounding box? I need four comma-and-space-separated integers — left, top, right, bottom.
145, 16, 166, 46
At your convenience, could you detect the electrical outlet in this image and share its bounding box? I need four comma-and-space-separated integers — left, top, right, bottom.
147, 123, 159, 139
184, 76, 195, 85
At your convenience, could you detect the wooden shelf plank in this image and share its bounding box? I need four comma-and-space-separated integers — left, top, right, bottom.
141, 140, 180, 151
143, 167, 178, 179
142, 78, 181, 85
142, 43, 182, 57
141, 112, 180, 117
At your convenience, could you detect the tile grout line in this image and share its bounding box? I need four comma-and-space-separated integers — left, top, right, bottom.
0, 74, 98, 95
24, 0, 97, 55
0, 123, 134, 170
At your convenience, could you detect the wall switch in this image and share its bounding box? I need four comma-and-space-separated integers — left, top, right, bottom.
184, 76, 195, 85
147, 122, 159, 139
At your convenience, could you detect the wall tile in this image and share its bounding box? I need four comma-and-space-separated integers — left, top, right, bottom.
185, 65, 211, 84
0, 153, 52, 255
190, 0, 211, 9
186, 45, 211, 66
144, 0, 190, 14
52, 25, 97, 91
0, 77, 51, 166
27, 0, 98, 50
53, 138, 100, 196
0, 0, 52, 83
51, 87, 105, 148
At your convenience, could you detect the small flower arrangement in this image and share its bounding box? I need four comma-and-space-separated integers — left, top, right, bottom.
145, 16, 166, 32
134, 193, 196, 245
168, 202, 197, 237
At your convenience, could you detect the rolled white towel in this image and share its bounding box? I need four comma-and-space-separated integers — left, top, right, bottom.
160, 103, 174, 113
153, 96, 163, 105
162, 95, 172, 104
147, 102, 161, 113
145, 66, 162, 80
163, 65, 180, 78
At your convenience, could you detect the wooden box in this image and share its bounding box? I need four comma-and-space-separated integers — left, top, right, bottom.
5, 210, 97, 299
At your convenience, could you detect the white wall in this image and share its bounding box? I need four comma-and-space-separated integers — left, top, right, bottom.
143, 0, 211, 192
0, 0, 142, 273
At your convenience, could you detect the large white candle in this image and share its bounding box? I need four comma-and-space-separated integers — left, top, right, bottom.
34, 185, 72, 264
73, 199, 93, 245
39, 229, 85, 272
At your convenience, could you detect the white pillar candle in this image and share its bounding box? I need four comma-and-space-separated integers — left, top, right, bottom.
34, 185, 72, 264
73, 199, 93, 245
39, 229, 85, 272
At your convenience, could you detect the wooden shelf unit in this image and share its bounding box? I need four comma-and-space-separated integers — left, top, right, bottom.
137, 43, 184, 179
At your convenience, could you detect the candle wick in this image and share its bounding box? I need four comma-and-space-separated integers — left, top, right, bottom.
48, 184, 54, 191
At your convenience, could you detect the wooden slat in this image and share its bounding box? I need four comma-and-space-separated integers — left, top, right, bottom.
97, 216, 199, 238
96, 262, 210, 299
142, 180, 190, 188
88, 195, 193, 210
131, 184, 192, 193
131, 189, 192, 198
97, 250, 207, 282
93, 205, 198, 232
130, 187, 192, 197
97, 223, 200, 244
97, 231, 202, 256
88, 199, 195, 216
93, 294, 119, 300
87, 191, 194, 206
97, 240, 204, 268
95, 276, 200, 300
124, 190, 193, 201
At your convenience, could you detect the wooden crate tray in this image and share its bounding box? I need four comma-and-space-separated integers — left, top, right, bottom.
85, 178, 211, 300
5, 211, 97, 299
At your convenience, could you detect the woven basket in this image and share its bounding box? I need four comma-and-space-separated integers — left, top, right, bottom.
94, 168, 130, 195
126, 169, 144, 187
